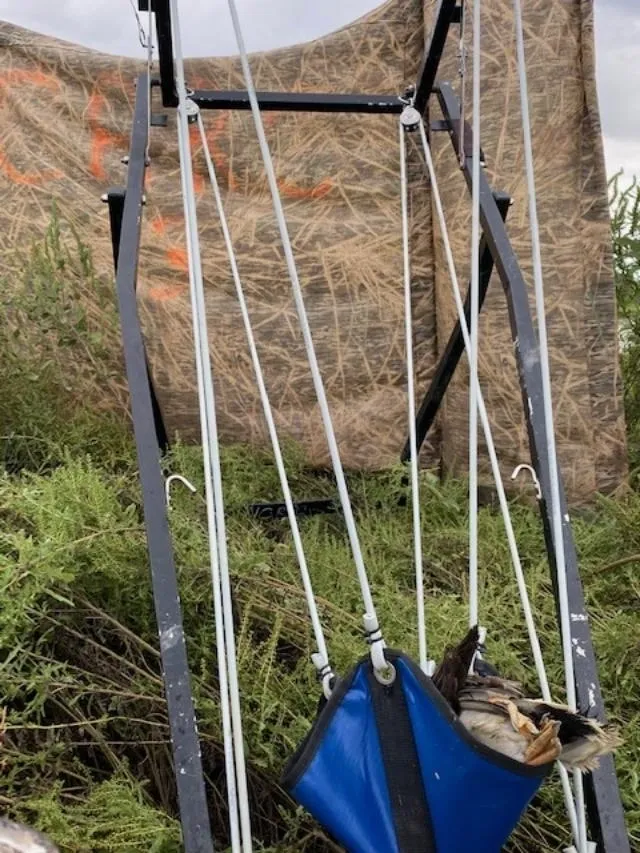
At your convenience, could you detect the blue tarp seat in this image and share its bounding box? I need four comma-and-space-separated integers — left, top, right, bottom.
282, 650, 549, 853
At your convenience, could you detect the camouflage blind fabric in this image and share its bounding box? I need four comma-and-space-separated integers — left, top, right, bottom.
0, 0, 627, 504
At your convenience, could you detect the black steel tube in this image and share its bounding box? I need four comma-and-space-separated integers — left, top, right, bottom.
414, 0, 459, 114
401, 191, 510, 462
438, 80, 629, 853
111, 73, 213, 853
140, 0, 178, 107
106, 186, 169, 454
192, 89, 404, 114
106, 186, 126, 269
249, 498, 336, 520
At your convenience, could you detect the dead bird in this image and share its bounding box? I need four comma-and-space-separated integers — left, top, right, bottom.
432, 626, 622, 771
431, 624, 481, 713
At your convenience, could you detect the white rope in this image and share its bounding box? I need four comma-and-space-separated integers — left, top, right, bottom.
170, 1, 253, 849
417, 119, 579, 836
195, 111, 334, 697
511, 1, 588, 849
467, 0, 481, 635
128, 0, 151, 49
175, 114, 242, 853
399, 119, 432, 676
224, 0, 389, 678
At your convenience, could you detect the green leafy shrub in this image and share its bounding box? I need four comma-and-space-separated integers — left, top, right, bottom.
1, 202, 639, 852
1, 445, 639, 851
610, 171, 640, 481
0, 208, 128, 474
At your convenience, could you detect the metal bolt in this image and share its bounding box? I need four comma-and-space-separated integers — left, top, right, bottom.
121, 155, 130, 165
100, 193, 109, 203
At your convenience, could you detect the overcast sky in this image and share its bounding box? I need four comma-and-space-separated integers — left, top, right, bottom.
0, 0, 638, 183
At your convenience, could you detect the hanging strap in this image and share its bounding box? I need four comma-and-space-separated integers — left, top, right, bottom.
468, 0, 481, 636
224, 0, 390, 680
399, 109, 434, 677
367, 666, 435, 853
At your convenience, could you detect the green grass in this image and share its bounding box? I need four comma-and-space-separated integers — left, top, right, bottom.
1, 210, 639, 852
1, 433, 639, 851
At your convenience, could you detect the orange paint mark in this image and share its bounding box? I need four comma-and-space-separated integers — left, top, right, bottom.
0, 150, 62, 187
0, 69, 60, 94
151, 213, 184, 235
148, 284, 187, 302
151, 215, 167, 235
0, 69, 63, 185
278, 177, 333, 201
189, 113, 236, 190
88, 128, 114, 180
166, 247, 189, 272
86, 87, 129, 180
195, 113, 237, 191
194, 172, 205, 194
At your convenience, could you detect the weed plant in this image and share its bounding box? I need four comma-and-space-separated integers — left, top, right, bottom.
0, 211, 638, 851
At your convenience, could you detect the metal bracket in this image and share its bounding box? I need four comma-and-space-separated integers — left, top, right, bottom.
248, 498, 336, 520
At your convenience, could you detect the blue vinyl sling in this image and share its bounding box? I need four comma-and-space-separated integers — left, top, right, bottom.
282, 650, 549, 853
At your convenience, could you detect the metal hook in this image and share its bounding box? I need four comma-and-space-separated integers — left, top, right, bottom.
511, 463, 542, 500
165, 474, 197, 508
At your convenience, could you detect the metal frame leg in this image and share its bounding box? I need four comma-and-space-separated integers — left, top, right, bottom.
108, 73, 214, 853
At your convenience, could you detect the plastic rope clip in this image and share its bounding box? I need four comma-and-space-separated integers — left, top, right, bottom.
311, 653, 336, 700
363, 614, 395, 685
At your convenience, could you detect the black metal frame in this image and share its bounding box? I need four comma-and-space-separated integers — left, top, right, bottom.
107, 73, 213, 853
249, 497, 336, 520
401, 190, 510, 461
106, 187, 169, 452
110, 3, 628, 850
192, 89, 404, 114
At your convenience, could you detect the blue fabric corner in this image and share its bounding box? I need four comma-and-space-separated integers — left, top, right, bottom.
290, 664, 399, 853
397, 657, 544, 852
